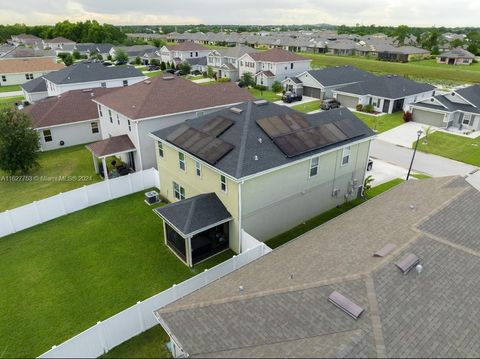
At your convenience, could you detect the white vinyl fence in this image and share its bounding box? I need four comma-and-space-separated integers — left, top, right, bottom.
0, 168, 160, 238
38, 241, 272, 358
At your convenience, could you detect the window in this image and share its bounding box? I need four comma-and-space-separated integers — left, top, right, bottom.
158, 142, 164, 157
116, 114, 120, 125
290, 62, 294, 69
108, 110, 113, 123
101, 82, 106, 88
1, 75, 6, 82
341, 147, 351, 166
123, 80, 128, 87
91, 122, 99, 134
195, 51, 198, 57
220, 175, 227, 192
195, 161, 202, 177
463, 114, 473, 125
173, 182, 185, 201
376, 98, 381, 107
98, 105, 103, 117
43, 129, 52, 142
127, 119, 131, 131
25, 73, 33, 80
190, 52, 193, 57
309, 157, 319, 177
178, 152, 186, 171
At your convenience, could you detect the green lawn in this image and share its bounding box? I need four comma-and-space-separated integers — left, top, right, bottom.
265, 178, 405, 249
0, 84, 22, 92
248, 88, 282, 102
301, 53, 480, 84
145, 70, 163, 78
290, 100, 321, 113
0, 144, 101, 212
415, 131, 480, 166
0, 96, 24, 110
0, 190, 234, 357
353, 111, 405, 133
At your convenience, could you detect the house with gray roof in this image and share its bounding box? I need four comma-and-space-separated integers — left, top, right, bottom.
154, 176, 480, 358
437, 47, 475, 65
21, 76, 48, 103
333, 75, 436, 114
42, 61, 146, 96
207, 45, 260, 81
150, 100, 375, 265
109, 45, 157, 61
409, 84, 480, 132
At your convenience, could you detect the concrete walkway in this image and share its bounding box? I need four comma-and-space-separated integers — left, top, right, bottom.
192, 78, 215, 84
0, 91, 23, 98
370, 139, 478, 177
368, 159, 410, 185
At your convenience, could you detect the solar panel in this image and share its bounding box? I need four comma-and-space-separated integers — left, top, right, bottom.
395, 253, 420, 274
328, 291, 364, 320
200, 116, 234, 137
167, 125, 234, 165
256, 112, 310, 138
373, 243, 396, 257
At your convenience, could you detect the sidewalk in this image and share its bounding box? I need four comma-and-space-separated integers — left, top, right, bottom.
0, 91, 23, 98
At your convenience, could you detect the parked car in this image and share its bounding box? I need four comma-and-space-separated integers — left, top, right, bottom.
148, 65, 160, 71
367, 158, 373, 171
114, 60, 128, 66
282, 91, 302, 103
174, 70, 185, 76
164, 68, 175, 74
101, 61, 113, 66
321, 98, 340, 110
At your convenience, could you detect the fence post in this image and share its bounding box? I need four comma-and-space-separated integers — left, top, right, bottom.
204, 269, 209, 285
232, 255, 237, 271
106, 179, 112, 199
96, 321, 108, 353
6, 210, 16, 233
83, 185, 90, 206
136, 301, 146, 332
58, 192, 68, 215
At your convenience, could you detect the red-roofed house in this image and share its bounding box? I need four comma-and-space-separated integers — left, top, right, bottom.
238, 48, 311, 89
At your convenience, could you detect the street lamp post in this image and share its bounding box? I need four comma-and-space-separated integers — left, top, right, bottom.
406, 129, 423, 181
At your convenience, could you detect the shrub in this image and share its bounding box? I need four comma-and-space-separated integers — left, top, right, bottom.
150, 59, 160, 66
237, 81, 245, 88
202, 71, 208, 78
134, 56, 141, 65
254, 84, 267, 92
403, 111, 413, 122
217, 77, 231, 83
355, 104, 363, 111
271, 81, 282, 93
363, 104, 374, 113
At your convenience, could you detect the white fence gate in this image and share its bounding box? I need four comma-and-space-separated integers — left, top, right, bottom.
38, 241, 271, 358
0, 168, 160, 238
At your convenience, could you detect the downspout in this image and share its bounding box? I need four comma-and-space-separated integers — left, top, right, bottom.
237, 180, 244, 254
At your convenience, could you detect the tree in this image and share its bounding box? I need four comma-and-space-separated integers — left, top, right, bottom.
0, 109, 40, 175
393, 25, 410, 46
160, 61, 166, 70
207, 65, 214, 78
114, 49, 128, 62
58, 52, 73, 66
449, 39, 464, 48
467, 43, 479, 56
363, 175, 375, 198
179, 61, 191, 74
150, 59, 160, 66
152, 39, 165, 48
422, 126, 433, 144
72, 50, 81, 60
96, 53, 103, 61
107, 54, 112, 61
271, 81, 282, 93
134, 56, 141, 65
241, 72, 254, 87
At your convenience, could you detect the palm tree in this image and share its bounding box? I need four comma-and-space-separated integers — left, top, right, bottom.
422, 126, 433, 144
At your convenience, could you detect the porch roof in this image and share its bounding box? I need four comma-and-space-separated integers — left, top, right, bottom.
86, 134, 136, 158
154, 193, 232, 238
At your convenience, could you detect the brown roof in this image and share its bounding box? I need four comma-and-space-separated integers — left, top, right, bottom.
45, 37, 75, 43
249, 48, 310, 62
23, 88, 116, 128
0, 57, 64, 74
95, 76, 254, 120
165, 42, 208, 52
87, 134, 136, 157
257, 70, 275, 77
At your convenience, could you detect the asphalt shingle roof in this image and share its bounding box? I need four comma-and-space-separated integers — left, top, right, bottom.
20, 76, 47, 93
440, 47, 475, 59
304, 65, 377, 87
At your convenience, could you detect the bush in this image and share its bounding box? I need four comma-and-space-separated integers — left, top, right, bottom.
237, 81, 245, 88
355, 104, 363, 111
72, 50, 81, 60
192, 70, 201, 75
159, 61, 166, 70
363, 104, 374, 113
271, 81, 282, 93
403, 111, 413, 122
134, 56, 142, 65
202, 71, 208, 78
217, 77, 231, 83
254, 84, 267, 92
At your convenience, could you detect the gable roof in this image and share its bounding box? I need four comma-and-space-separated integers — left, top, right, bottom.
152, 101, 374, 179
0, 47, 56, 59
249, 48, 310, 62
165, 42, 208, 52
43, 62, 144, 85
45, 37, 75, 44
22, 87, 115, 128
21, 76, 47, 93
440, 47, 475, 59
455, 85, 480, 108
215, 45, 260, 58
335, 75, 435, 99
95, 76, 253, 120
0, 57, 64, 74
303, 65, 377, 87
155, 176, 480, 358
413, 94, 480, 114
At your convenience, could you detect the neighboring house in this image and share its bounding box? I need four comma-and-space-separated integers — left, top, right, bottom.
0, 46, 56, 59
377, 46, 430, 62
0, 57, 64, 86
42, 61, 146, 96
154, 177, 480, 359
9, 34, 42, 46
42, 37, 76, 49
185, 56, 208, 73
207, 45, 260, 81
22, 88, 114, 151
436, 48, 475, 65
109, 45, 157, 61
238, 48, 311, 89
282, 65, 377, 99
333, 75, 436, 114
64, 43, 114, 58
91, 75, 253, 175
21, 76, 48, 103
150, 101, 374, 266
159, 42, 210, 66
0, 44, 15, 57
408, 84, 480, 132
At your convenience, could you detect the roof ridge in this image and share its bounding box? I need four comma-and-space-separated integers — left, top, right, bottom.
234, 101, 253, 178
183, 194, 199, 235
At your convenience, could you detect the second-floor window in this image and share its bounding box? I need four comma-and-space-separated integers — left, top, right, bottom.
108, 110, 113, 123
195, 161, 202, 177
341, 147, 351, 166
91, 122, 99, 134
98, 105, 103, 117
25, 73, 33, 80
220, 175, 227, 192
117, 114, 120, 125
178, 152, 186, 171
290, 63, 294, 69
309, 157, 319, 177
1, 75, 6, 82
101, 82, 106, 88
127, 119, 131, 131
158, 142, 164, 158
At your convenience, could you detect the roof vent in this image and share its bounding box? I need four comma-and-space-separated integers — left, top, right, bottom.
230, 107, 243, 114
328, 291, 364, 320
373, 243, 396, 257
258, 137, 263, 143
162, 76, 175, 80
395, 253, 420, 274
253, 100, 268, 106
90, 92, 94, 97
144, 80, 152, 84
82, 88, 93, 92
239, 285, 244, 292
254, 155, 259, 161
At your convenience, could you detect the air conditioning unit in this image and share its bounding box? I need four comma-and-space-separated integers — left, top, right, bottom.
144, 190, 160, 205
332, 188, 339, 197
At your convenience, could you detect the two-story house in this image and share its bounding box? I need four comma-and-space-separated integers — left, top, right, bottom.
237, 48, 311, 89
206, 45, 260, 81
159, 42, 211, 67
150, 101, 375, 266
42, 37, 76, 49
41, 61, 146, 96
0, 57, 63, 86
409, 84, 480, 132
89, 75, 253, 177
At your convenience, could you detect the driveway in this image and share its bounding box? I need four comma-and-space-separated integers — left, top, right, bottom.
274, 96, 317, 108
370, 139, 478, 177
367, 159, 410, 186
466, 169, 480, 191
376, 121, 435, 148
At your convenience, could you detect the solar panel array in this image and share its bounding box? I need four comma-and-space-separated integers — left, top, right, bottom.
200, 116, 234, 137
166, 123, 234, 165
256, 113, 364, 158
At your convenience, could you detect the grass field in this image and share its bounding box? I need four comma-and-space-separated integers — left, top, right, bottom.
145, 70, 163, 78
0, 84, 22, 92
290, 100, 321, 113
0, 96, 24, 110
301, 53, 480, 84
0, 190, 234, 357
248, 88, 282, 102
416, 131, 480, 166
0, 144, 101, 212
353, 111, 405, 133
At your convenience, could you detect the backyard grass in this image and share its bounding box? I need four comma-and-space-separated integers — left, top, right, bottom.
353, 111, 405, 133
144, 70, 163, 78
290, 100, 321, 113
0, 84, 22, 92
0, 144, 100, 212
0, 190, 234, 357
0, 95, 24, 110
301, 53, 480, 84
415, 131, 480, 167
248, 87, 282, 102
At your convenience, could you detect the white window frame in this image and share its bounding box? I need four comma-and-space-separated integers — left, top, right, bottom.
98, 105, 103, 117
158, 142, 164, 158
127, 119, 131, 131
341, 146, 351, 166
195, 161, 202, 177
178, 152, 186, 172
462, 113, 472, 125
91, 122, 99, 134
122, 80, 128, 87
220, 175, 227, 193
108, 110, 113, 123
43, 129, 52, 142
309, 157, 319, 178
173, 181, 185, 201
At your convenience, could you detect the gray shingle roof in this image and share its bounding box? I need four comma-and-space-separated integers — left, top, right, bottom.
43, 62, 144, 85
215, 44, 260, 58
335, 75, 435, 99
151, 101, 374, 179
20, 76, 47, 93
439, 47, 475, 59
456, 85, 480, 108
154, 193, 232, 237
185, 56, 207, 66
413, 94, 480, 114
304, 65, 377, 87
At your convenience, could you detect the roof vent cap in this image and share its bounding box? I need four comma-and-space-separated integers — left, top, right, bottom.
254, 155, 258, 161
230, 107, 243, 114
144, 80, 151, 84
239, 285, 244, 292
253, 99, 268, 106
416, 264, 423, 274
258, 137, 263, 143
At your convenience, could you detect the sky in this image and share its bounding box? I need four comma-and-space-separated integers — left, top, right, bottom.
1, 0, 479, 27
